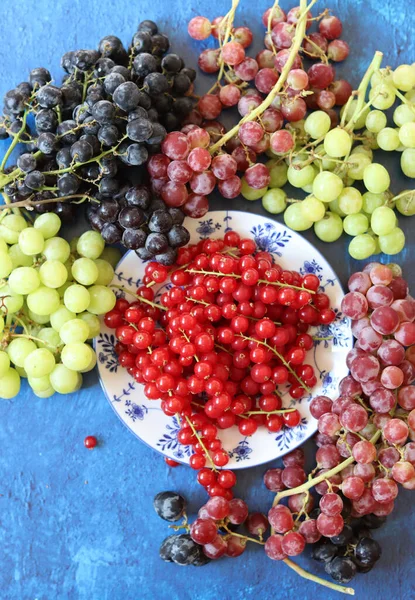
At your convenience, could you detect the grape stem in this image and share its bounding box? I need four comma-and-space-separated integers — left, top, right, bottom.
109, 284, 167, 311
267, 1, 281, 55
186, 269, 316, 294
222, 524, 264, 545
345, 51, 383, 132
283, 558, 355, 596
184, 414, 218, 471
247, 409, 295, 415
0, 110, 28, 172
0, 193, 99, 212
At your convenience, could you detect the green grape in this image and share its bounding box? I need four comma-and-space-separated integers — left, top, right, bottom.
393, 104, 415, 127
287, 163, 316, 188
8, 243, 33, 268
28, 375, 51, 393
69, 237, 79, 253
401, 148, 415, 177
76, 231, 105, 260
99, 246, 122, 269
39, 260, 68, 289
0, 315, 3, 334
370, 68, 393, 88
324, 127, 352, 158
42, 237, 70, 263
262, 188, 287, 214
61, 342, 93, 371
283, 203, 313, 231
49, 364, 79, 394
0, 350, 10, 377
241, 178, 268, 200
314, 212, 343, 242
399, 122, 415, 148
396, 191, 415, 216
59, 319, 90, 344
18, 228, 45, 256
351, 145, 373, 159
28, 309, 51, 325
50, 305, 76, 331
34, 387, 55, 398
24, 348, 56, 378
388, 263, 403, 277
377, 128, 400, 151
379, 227, 405, 255
0, 251, 13, 278
37, 327, 61, 353
313, 171, 344, 203
64, 284, 91, 313
363, 163, 390, 193
290, 120, 306, 137
7, 338, 37, 367
8, 266, 40, 295
329, 198, 346, 217
0, 285, 23, 314
340, 100, 369, 130
78, 312, 100, 339
71, 257, 99, 286
348, 234, 377, 259
94, 259, 115, 286
34, 213, 61, 239
0, 238, 7, 254
370, 84, 396, 110
362, 191, 392, 214
405, 89, 415, 103
362, 129, 379, 150
265, 160, 288, 188
393, 64, 415, 91
365, 110, 387, 133
27, 286, 60, 316
87, 285, 116, 315
0, 214, 28, 244
0, 368, 20, 399
347, 153, 372, 180
301, 196, 326, 222
343, 213, 369, 236
370, 206, 397, 236
338, 187, 363, 215
304, 110, 331, 139
301, 169, 318, 193
80, 351, 97, 373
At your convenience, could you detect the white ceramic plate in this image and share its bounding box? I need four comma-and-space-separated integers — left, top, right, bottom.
96, 210, 352, 469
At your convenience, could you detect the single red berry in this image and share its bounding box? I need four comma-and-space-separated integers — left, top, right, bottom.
84, 435, 97, 449
165, 457, 180, 467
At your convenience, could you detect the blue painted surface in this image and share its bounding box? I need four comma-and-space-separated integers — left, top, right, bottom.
0, 1, 414, 599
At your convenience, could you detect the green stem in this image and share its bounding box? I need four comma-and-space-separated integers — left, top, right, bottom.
345, 51, 383, 132
283, 559, 355, 596
109, 284, 167, 311
0, 111, 28, 172
186, 269, 316, 294
184, 415, 217, 471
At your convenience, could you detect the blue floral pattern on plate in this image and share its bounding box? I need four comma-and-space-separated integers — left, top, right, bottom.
96, 211, 353, 469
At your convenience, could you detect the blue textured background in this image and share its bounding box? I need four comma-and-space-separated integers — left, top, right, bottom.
0, 1, 414, 599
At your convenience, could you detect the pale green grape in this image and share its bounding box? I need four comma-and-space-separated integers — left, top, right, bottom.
405, 89, 415, 103
50, 305, 76, 331
304, 111, 331, 139
59, 319, 90, 344
396, 191, 415, 216
370, 206, 397, 235
34, 213, 61, 239
7, 338, 37, 367
42, 237, 70, 263
370, 68, 393, 88
283, 203, 313, 231
99, 246, 122, 269
363, 163, 390, 193
320, 150, 337, 172
399, 122, 415, 148
0, 351, 10, 377
266, 160, 288, 188
314, 212, 343, 242
313, 171, 344, 203
37, 328, 61, 353
80, 351, 97, 373
349, 234, 377, 259
287, 163, 316, 188
301, 196, 326, 222
8, 266, 40, 295
324, 127, 352, 158
301, 170, 318, 193
0, 215, 27, 244
24, 348, 56, 378
262, 188, 287, 214
379, 227, 405, 255
0, 315, 3, 334
69, 237, 79, 253
362, 191, 392, 214
61, 342, 93, 371
362, 129, 379, 150
18, 228, 45, 256
241, 178, 268, 200
87, 285, 116, 315
34, 387, 55, 398
27, 287, 60, 316
64, 284, 91, 313
340, 100, 369, 130
39, 260, 68, 289
401, 148, 415, 177
347, 153, 372, 180
78, 312, 100, 339
393, 105, 415, 127
329, 198, 346, 217
377, 128, 400, 151
342, 174, 355, 187
343, 213, 369, 236
0, 285, 24, 314
94, 259, 114, 286
28, 375, 51, 393
0, 239, 7, 253
0, 251, 13, 278
76, 231, 105, 260
8, 243, 33, 268
0, 368, 20, 399
49, 364, 79, 394
28, 309, 51, 325
365, 110, 387, 133
351, 145, 373, 159
290, 120, 306, 137
338, 187, 363, 215
393, 64, 415, 91
388, 263, 403, 277
370, 84, 396, 110
71, 257, 99, 286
